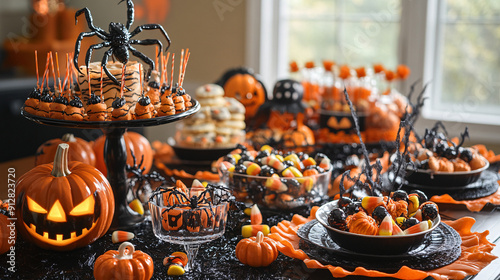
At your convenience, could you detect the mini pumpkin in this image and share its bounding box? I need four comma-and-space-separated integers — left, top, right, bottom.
93, 131, 153, 177
217, 67, 266, 120
346, 211, 378, 235
94, 242, 154, 280
35, 133, 96, 166
235, 231, 278, 267
15, 143, 114, 251
0, 201, 15, 254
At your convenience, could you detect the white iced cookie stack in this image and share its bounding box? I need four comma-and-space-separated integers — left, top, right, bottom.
175, 84, 246, 148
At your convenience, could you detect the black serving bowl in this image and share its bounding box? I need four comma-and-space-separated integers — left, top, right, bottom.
315, 200, 441, 255
406, 156, 489, 187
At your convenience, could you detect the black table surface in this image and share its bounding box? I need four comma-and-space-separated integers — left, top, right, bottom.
1, 202, 500, 280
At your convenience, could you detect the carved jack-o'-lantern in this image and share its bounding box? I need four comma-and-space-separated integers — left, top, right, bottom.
216, 67, 267, 120
15, 144, 114, 251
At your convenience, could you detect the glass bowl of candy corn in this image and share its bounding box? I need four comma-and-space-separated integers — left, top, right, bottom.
316, 190, 441, 255
218, 145, 332, 209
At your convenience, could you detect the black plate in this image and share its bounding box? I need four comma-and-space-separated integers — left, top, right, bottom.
298, 220, 461, 273
404, 170, 500, 201
170, 138, 236, 161
406, 157, 489, 187
21, 99, 200, 129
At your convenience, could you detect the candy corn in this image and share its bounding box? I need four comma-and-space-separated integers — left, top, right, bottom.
361, 196, 384, 214
250, 204, 262, 225
242, 224, 270, 237
167, 264, 185, 276
303, 168, 319, 177
246, 162, 262, 176
378, 215, 393, 236
191, 179, 205, 189
319, 157, 331, 170
404, 221, 429, 235
111, 231, 135, 243
267, 156, 285, 171
302, 177, 315, 192
302, 157, 317, 168
221, 161, 235, 172
129, 199, 144, 215
411, 209, 422, 221
284, 154, 302, 169
260, 145, 273, 152
265, 174, 287, 192
392, 222, 405, 236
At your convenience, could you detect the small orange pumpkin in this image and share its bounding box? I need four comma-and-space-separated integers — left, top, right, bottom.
0, 201, 15, 254
346, 211, 378, 235
93, 131, 153, 177
235, 231, 278, 267
35, 133, 96, 166
94, 242, 154, 280
15, 143, 114, 251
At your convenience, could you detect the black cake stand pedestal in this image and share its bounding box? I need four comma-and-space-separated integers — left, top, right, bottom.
21, 100, 200, 230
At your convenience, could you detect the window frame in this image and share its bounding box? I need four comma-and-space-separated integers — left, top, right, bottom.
246, 0, 500, 143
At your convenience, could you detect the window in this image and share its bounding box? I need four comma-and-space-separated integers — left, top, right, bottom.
247, 0, 500, 140
424, 0, 500, 126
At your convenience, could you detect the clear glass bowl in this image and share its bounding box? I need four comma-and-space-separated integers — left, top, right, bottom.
219, 167, 332, 209
149, 187, 229, 271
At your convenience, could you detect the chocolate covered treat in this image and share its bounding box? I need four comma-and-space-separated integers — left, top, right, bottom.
111, 97, 132, 121
86, 92, 108, 121
64, 96, 85, 121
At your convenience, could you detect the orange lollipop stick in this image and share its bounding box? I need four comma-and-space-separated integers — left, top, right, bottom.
41, 52, 50, 90
49, 52, 57, 93
55, 52, 63, 94
120, 64, 126, 98
35, 51, 40, 89
100, 66, 104, 96
170, 53, 175, 88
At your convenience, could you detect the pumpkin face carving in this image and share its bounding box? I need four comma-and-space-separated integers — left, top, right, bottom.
217, 68, 266, 120
16, 143, 114, 251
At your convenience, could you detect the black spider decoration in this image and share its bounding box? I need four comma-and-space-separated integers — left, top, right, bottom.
151, 183, 232, 231
126, 150, 167, 203
74, 0, 171, 87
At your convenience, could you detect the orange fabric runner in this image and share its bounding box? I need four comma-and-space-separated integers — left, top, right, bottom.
269, 207, 497, 280
154, 161, 220, 182
431, 188, 500, 212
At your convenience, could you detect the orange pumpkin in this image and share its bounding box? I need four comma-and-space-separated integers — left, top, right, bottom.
346, 211, 378, 235
93, 131, 153, 176
0, 201, 15, 254
35, 133, 96, 166
15, 143, 114, 251
235, 231, 278, 267
218, 68, 266, 119
94, 242, 154, 280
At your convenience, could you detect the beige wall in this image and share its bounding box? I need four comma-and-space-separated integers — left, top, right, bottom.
63, 0, 247, 141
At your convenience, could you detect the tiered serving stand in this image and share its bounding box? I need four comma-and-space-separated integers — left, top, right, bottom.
21, 100, 200, 230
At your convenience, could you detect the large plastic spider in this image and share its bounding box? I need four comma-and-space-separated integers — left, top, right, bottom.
73, 0, 171, 86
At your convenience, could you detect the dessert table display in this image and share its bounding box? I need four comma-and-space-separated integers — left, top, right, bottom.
3, 0, 500, 278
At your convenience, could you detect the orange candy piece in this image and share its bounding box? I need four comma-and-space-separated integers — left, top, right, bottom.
250, 204, 262, 225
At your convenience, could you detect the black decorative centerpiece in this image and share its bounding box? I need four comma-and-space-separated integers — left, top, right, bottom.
21, 0, 200, 230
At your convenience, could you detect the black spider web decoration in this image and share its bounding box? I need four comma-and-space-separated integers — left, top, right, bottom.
338, 82, 428, 198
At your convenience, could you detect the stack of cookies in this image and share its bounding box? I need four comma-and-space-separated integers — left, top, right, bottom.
175, 84, 246, 148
